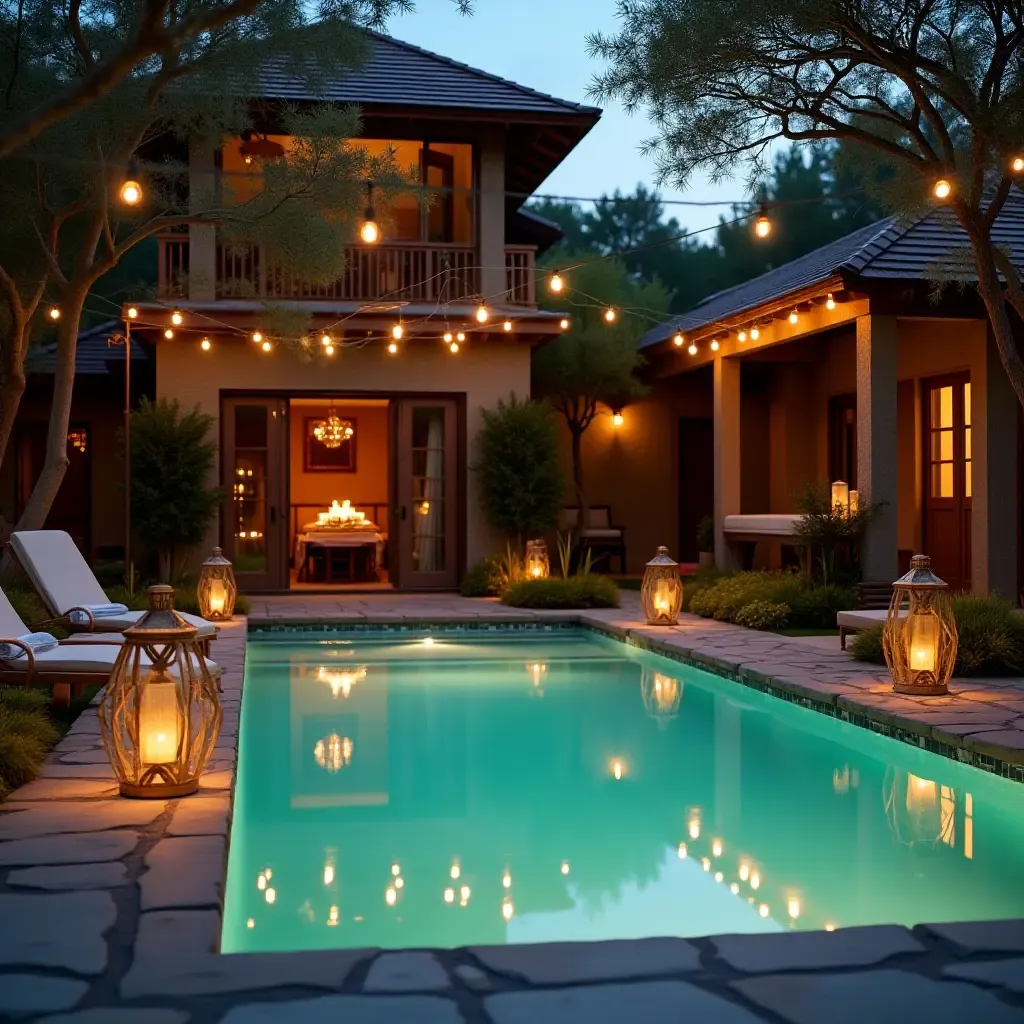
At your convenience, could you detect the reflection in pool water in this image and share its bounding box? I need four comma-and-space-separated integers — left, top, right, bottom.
222, 630, 1024, 953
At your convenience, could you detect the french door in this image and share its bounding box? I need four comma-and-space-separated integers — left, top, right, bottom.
392, 399, 459, 589
923, 374, 971, 592
221, 397, 288, 590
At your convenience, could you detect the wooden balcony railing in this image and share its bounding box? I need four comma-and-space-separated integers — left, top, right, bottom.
158, 236, 537, 306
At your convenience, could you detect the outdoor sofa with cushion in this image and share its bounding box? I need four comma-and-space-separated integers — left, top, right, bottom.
8, 530, 218, 651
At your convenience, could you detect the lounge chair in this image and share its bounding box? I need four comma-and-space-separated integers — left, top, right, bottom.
0, 587, 221, 707
836, 608, 906, 650
8, 531, 217, 651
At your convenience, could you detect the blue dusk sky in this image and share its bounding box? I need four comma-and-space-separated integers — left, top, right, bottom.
390, 0, 754, 233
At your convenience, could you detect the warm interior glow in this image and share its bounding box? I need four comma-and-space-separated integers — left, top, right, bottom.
907, 612, 938, 673
826, 293, 836, 310
831, 480, 850, 513
849, 490, 859, 514
139, 676, 180, 765
653, 578, 677, 615
207, 578, 227, 613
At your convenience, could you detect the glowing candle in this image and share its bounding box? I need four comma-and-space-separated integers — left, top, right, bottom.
139, 677, 179, 764
908, 613, 937, 673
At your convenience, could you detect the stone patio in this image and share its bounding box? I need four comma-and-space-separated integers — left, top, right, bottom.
1, 594, 1022, 1022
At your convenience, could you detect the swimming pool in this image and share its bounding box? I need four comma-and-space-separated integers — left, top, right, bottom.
222, 627, 1024, 953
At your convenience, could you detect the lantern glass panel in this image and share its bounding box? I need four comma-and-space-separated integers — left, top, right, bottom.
641, 547, 683, 625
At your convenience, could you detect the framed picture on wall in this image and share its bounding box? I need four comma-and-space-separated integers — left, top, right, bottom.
304, 417, 357, 472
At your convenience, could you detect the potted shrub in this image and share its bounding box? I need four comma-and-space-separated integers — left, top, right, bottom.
696, 515, 715, 570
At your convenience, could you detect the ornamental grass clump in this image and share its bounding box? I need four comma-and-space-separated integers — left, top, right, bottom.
0, 687, 59, 800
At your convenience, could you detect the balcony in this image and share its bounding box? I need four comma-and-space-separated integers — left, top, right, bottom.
158, 236, 537, 306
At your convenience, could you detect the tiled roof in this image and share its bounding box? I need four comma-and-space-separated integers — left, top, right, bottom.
251, 28, 601, 117
641, 189, 1024, 349
26, 320, 147, 375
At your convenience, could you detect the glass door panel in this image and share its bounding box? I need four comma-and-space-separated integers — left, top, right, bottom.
222, 397, 288, 590
394, 399, 459, 589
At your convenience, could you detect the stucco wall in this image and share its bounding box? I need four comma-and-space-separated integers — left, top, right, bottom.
156, 337, 532, 573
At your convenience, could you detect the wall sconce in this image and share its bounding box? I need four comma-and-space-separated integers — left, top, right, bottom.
98, 586, 221, 798
882, 555, 958, 695
612, 409, 624, 428
641, 546, 683, 625
197, 547, 237, 621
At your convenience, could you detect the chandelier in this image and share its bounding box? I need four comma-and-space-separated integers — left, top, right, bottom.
313, 409, 354, 449
314, 733, 353, 773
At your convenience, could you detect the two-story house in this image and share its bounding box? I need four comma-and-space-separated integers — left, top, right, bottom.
8, 30, 600, 593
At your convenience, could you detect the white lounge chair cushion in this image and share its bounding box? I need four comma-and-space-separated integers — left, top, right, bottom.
9, 531, 216, 639
837, 609, 904, 630
0, 633, 59, 660
723, 514, 803, 536
1, 644, 219, 676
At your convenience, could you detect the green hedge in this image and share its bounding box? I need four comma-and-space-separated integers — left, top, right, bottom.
460, 556, 506, 597
105, 584, 251, 617
688, 571, 857, 631
0, 688, 60, 800
501, 575, 620, 609
851, 595, 1024, 676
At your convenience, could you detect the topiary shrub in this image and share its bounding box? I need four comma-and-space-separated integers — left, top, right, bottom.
735, 600, 790, 631
786, 584, 859, 629
501, 575, 620, 609
460, 556, 507, 598
849, 596, 1024, 676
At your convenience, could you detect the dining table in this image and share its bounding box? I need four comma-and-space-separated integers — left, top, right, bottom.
294, 511, 385, 582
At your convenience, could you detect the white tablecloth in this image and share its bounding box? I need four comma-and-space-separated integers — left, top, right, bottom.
295, 531, 385, 570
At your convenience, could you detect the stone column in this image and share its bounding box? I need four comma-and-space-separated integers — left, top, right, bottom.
856, 314, 899, 582
972, 327, 1019, 596
714, 356, 741, 569
477, 129, 506, 302
188, 139, 217, 303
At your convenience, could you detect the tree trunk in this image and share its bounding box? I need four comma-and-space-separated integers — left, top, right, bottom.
960, 212, 1024, 412
13, 292, 83, 531
0, 309, 29, 470
569, 424, 590, 568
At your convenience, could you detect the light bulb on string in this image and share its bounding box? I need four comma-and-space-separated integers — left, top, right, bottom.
449, 341, 459, 354
738, 330, 747, 342
200, 337, 211, 352
321, 334, 331, 347
443, 331, 453, 344
127, 306, 138, 320
119, 163, 143, 206
252, 331, 263, 344
388, 341, 398, 355
612, 411, 624, 427
360, 181, 380, 244
261, 340, 272, 353
392, 323, 404, 341
325, 344, 335, 356
503, 319, 512, 332
604, 307, 617, 323
549, 271, 564, 293
475, 302, 489, 323
163, 328, 173, 340
687, 342, 698, 356
710, 339, 720, 352
48, 305, 60, 320
559, 318, 570, 330
933, 178, 952, 200
673, 332, 685, 347
456, 331, 466, 343
753, 207, 772, 238
1013, 156, 1024, 174
171, 309, 183, 326
750, 327, 760, 340
826, 293, 836, 310
788, 310, 799, 324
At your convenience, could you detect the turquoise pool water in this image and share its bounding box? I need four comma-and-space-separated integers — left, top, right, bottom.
223, 628, 1024, 953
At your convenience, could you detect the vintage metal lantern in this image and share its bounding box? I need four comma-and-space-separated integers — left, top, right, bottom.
641, 546, 683, 625
197, 546, 237, 620
882, 554, 958, 695
641, 668, 682, 723
99, 586, 222, 798
525, 538, 550, 580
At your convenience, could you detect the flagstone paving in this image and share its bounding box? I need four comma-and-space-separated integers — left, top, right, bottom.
0, 601, 1022, 1022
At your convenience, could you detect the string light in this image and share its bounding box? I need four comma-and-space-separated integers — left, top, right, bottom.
456, 331, 466, 342
673, 332, 684, 347
826, 293, 836, 310
738, 330, 747, 342
325, 344, 335, 356
612, 410, 624, 427
443, 331, 453, 344
1013, 156, 1024, 174
119, 170, 142, 205
388, 341, 398, 355
48, 306, 60, 320
933, 178, 952, 200
559, 318, 570, 330
687, 342, 697, 356
360, 181, 380, 244
549, 271, 564, 293
750, 327, 760, 340
788, 310, 799, 324
475, 302, 489, 323
321, 334, 332, 347
449, 341, 459, 353
127, 306, 138, 319
753, 208, 772, 238
200, 337, 211, 351
392, 323, 404, 341
503, 319, 513, 332
171, 309, 183, 326
261, 340, 272, 352
604, 307, 616, 323
710, 338, 720, 351
163, 328, 173, 339
252, 331, 263, 343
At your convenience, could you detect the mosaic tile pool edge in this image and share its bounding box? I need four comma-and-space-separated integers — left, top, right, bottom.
246, 616, 1024, 784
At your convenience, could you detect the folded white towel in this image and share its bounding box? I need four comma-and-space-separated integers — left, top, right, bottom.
69, 602, 130, 625
0, 632, 59, 660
